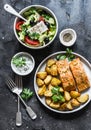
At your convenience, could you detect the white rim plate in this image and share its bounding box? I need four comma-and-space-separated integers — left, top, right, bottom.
34, 51, 91, 113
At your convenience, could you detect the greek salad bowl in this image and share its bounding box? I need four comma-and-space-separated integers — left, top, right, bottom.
14, 5, 58, 49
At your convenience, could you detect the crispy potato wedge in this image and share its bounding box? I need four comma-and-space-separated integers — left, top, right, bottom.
44, 75, 52, 85
48, 84, 54, 90
51, 77, 61, 86
38, 84, 46, 96
64, 91, 71, 101
36, 78, 44, 87
77, 94, 89, 103
59, 87, 64, 92
50, 65, 58, 76
46, 59, 56, 67
45, 66, 51, 74
36, 71, 47, 79
50, 102, 60, 109
70, 91, 80, 98
59, 103, 67, 111
44, 90, 52, 97
45, 98, 52, 106
66, 101, 73, 110
71, 98, 80, 107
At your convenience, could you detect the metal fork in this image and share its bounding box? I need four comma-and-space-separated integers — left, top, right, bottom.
5, 76, 37, 120
15, 75, 22, 126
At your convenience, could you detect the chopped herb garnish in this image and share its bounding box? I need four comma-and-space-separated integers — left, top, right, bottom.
51, 86, 65, 103
52, 95, 60, 102
12, 57, 26, 67
52, 94, 65, 102
56, 54, 61, 60
51, 86, 60, 95
28, 32, 40, 40
56, 48, 75, 61
59, 55, 66, 60
66, 48, 75, 61
66, 48, 72, 54
21, 88, 33, 101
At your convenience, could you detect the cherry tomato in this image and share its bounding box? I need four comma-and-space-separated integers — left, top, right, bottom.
25, 36, 40, 45
16, 21, 24, 31
39, 16, 45, 22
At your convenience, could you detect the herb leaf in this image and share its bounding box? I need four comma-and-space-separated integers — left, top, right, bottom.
56, 55, 66, 60
12, 57, 26, 67
21, 88, 33, 101
66, 48, 72, 54
59, 55, 67, 60
52, 95, 60, 102
51, 86, 65, 103
51, 86, 60, 95
56, 48, 75, 61
28, 32, 40, 40
66, 48, 75, 61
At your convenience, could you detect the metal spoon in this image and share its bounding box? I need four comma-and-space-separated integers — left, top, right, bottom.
4, 4, 27, 22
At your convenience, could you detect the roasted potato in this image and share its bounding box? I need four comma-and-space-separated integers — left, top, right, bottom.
71, 98, 80, 107
59, 103, 67, 111
44, 75, 52, 85
36, 71, 47, 79
48, 84, 54, 90
36, 78, 44, 87
51, 77, 61, 86
77, 94, 89, 103
44, 90, 52, 97
50, 102, 60, 109
70, 91, 80, 98
45, 98, 52, 106
45, 66, 51, 74
64, 91, 71, 101
38, 84, 46, 96
59, 87, 64, 92
50, 64, 58, 76
66, 101, 73, 110
46, 59, 56, 67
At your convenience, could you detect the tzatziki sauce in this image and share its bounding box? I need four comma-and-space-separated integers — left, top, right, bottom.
11, 52, 35, 76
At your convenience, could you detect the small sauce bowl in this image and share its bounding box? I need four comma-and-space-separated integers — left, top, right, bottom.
59, 28, 77, 47
11, 52, 35, 76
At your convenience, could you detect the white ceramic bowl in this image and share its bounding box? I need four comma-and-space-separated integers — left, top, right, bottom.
59, 28, 77, 47
14, 5, 58, 49
11, 52, 35, 76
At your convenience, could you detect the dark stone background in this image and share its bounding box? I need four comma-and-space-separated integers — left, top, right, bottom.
0, 0, 91, 130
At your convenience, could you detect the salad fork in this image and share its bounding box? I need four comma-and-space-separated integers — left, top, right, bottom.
5, 76, 37, 120
15, 75, 22, 126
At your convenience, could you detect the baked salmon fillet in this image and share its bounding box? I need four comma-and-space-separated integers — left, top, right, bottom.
56, 59, 76, 91
69, 58, 90, 92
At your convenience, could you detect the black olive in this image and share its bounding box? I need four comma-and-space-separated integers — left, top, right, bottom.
44, 37, 49, 44
42, 10, 47, 14
25, 31, 28, 36
39, 10, 47, 15
30, 20, 37, 26
44, 22, 50, 28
